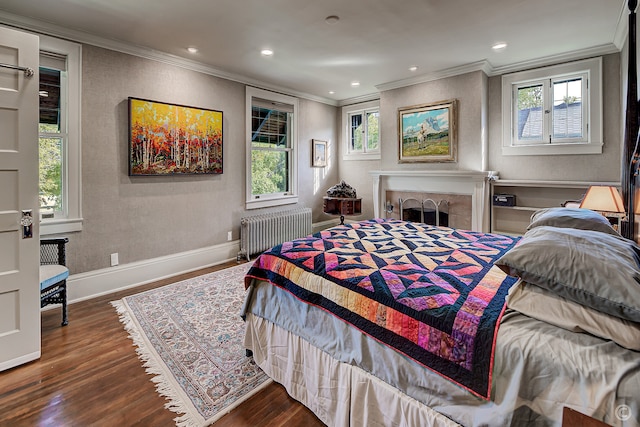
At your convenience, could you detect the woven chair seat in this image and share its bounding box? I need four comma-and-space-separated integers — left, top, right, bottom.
40, 264, 69, 291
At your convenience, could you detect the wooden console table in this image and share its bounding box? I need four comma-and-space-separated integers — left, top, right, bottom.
323, 197, 362, 224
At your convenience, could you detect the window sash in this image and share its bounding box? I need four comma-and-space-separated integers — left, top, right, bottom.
550, 74, 587, 143
250, 106, 293, 198
347, 107, 379, 154
251, 107, 291, 148
39, 64, 68, 218
349, 112, 363, 152
366, 110, 379, 151
250, 148, 291, 197
511, 73, 588, 146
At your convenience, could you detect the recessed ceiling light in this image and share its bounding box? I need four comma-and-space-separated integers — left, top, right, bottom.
261, 49, 274, 56
325, 15, 340, 25
492, 42, 507, 51
329, 90, 335, 95
351, 81, 360, 87
187, 47, 198, 54
409, 66, 418, 72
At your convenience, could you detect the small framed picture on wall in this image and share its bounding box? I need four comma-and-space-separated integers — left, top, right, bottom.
312, 139, 327, 167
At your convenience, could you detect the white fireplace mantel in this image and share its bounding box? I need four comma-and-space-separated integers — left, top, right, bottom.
370, 170, 491, 231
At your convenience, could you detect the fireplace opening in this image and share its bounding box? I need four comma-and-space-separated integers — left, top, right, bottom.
399, 198, 450, 227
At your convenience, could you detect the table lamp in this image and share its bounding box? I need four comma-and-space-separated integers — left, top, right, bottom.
579, 185, 625, 230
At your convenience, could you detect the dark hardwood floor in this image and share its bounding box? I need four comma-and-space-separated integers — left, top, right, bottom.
0, 261, 325, 427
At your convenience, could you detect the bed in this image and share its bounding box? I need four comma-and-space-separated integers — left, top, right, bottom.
242, 216, 640, 426
241, 2, 640, 424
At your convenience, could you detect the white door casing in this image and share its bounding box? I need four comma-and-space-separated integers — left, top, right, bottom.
0, 26, 40, 370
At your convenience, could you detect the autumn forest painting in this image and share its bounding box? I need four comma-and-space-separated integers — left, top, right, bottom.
128, 97, 223, 175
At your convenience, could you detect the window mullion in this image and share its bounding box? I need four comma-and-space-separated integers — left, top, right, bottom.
544, 79, 552, 144
362, 113, 368, 153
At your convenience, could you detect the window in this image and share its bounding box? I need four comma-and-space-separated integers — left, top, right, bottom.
39, 36, 82, 234
39, 67, 63, 214
342, 100, 380, 160
245, 87, 298, 209
502, 57, 602, 156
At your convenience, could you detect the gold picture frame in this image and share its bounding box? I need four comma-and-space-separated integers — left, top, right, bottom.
398, 99, 457, 163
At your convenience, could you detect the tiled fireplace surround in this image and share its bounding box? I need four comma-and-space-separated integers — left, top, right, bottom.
370, 170, 490, 231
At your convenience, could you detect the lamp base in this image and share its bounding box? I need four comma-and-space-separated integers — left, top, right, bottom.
620, 218, 635, 241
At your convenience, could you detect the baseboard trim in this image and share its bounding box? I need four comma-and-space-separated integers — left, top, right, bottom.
66, 219, 337, 304
66, 240, 241, 304
312, 218, 340, 232
0, 351, 40, 372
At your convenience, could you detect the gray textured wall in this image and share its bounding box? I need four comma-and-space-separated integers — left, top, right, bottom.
337, 71, 487, 220
339, 54, 622, 222
380, 71, 487, 172
67, 45, 338, 274
487, 53, 621, 181
66, 44, 621, 275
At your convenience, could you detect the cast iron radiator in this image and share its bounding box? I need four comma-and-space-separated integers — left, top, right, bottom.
239, 207, 312, 261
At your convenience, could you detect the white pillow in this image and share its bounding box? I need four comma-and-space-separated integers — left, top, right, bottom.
507, 280, 640, 351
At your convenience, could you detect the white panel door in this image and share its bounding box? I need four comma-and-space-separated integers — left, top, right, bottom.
0, 26, 40, 371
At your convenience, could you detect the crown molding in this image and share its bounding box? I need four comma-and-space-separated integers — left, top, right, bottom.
488, 43, 620, 76
0, 9, 624, 106
376, 61, 492, 92
375, 42, 621, 93
614, 0, 631, 50
0, 10, 339, 107
337, 93, 381, 107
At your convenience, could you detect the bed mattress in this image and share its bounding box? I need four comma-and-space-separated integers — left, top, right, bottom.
243, 278, 640, 427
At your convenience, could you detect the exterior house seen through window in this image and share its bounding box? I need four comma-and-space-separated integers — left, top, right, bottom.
514, 74, 586, 144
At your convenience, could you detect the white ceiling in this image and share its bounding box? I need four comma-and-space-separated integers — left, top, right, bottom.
0, 0, 630, 104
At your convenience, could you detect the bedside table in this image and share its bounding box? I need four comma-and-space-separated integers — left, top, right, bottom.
562, 407, 612, 427
323, 197, 362, 225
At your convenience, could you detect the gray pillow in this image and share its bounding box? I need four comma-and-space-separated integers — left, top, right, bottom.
528, 207, 620, 236
495, 226, 640, 322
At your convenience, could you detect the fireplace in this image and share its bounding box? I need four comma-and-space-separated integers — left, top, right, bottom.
398, 198, 449, 227
370, 170, 490, 232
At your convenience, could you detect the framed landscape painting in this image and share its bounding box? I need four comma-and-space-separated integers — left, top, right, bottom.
128, 97, 223, 176
398, 99, 457, 163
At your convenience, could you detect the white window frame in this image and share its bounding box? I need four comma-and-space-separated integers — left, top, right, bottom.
342, 100, 381, 160
245, 87, 298, 210
501, 57, 602, 156
39, 35, 83, 235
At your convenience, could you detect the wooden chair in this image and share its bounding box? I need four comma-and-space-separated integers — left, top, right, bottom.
40, 238, 69, 326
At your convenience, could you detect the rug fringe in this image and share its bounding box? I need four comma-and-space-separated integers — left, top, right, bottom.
111, 300, 204, 427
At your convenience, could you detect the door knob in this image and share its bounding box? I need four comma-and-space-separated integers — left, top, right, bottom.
20, 210, 33, 239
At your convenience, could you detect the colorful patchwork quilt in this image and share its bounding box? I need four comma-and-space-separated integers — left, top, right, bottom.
245, 219, 520, 399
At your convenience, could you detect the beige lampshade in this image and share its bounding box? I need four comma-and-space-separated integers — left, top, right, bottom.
579, 186, 625, 213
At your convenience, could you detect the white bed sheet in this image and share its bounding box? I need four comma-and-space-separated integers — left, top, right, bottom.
243, 279, 640, 427
244, 312, 460, 427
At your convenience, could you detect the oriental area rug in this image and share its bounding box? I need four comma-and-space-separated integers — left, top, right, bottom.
112, 263, 271, 427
